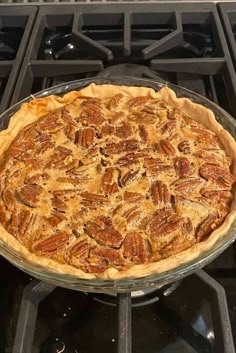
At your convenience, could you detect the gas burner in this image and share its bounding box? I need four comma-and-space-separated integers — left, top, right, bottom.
96, 63, 166, 81
40, 29, 112, 61
41, 31, 82, 60
182, 31, 213, 58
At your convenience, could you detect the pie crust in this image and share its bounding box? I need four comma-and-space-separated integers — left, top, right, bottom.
0, 83, 236, 280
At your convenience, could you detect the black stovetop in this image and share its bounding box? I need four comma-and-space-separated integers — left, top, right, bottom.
1, 2, 236, 353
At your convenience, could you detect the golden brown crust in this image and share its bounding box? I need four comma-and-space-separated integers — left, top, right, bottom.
0, 83, 236, 280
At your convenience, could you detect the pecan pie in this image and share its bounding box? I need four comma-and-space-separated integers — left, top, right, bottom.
0, 83, 236, 280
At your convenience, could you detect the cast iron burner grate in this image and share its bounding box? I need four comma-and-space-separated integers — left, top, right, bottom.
219, 3, 236, 71
12, 3, 236, 116
12, 270, 234, 353
0, 7, 37, 113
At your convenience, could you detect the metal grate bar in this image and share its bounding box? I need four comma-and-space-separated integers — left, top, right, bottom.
195, 270, 235, 353
118, 292, 132, 353
123, 12, 131, 56
143, 11, 183, 60
151, 58, 226, 75
74, 12, 114, 61
12, 280, 56, 353
0, 6, 37, 113
219, 3, 236, 69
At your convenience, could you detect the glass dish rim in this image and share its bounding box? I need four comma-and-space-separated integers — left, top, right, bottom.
0, 75, 236, 292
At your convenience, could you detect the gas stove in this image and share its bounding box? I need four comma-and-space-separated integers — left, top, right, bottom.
1, 2, 236, 353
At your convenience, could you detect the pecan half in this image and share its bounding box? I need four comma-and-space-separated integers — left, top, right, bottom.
128, 96, 150, 108
0, 204, 7, 227
46, 146, 72, 169
129, 111, 158, 124
190, 126, 216, 140
85, 217, 123, 248
76, 128, 95, 148
108, 93, 123, 109
123, 232, 149, 263
160, 121, 176, 135
174, 157, 191, 177
66, 166, 90, 179
61, 108, 78, 126
160, 234, 195, 258
124, 191, 144, 202
201, 189, 232, 203
51, 197, 67, 212
10, 142, 35, 160
2, 189, 16, 210
33, 231, 69, 252
26, 172, 49, 185
200, 164, 236, 189
123, 206, 142, 225
100, 125, 115, 137
17, 184, 43, 208
102, 139, 139, 156
45, 210, 67, 226
183, 217, 194, 234
193, 150, 224, 165
19, 210, 37, 237
79, 107, 105, 126
37, 109, 64, 133
168, 107, 182, 120
144, 157, 172, 176
174, 178, 205, 196
85, 264, 108, 273
147, 209, 183, 240
178, 140, 191, 154
24, 158, 46, 170
81, 97, 102, 108
115, 122, 132, 139
120, 170, 139, 187
69, 239, 91, 260
197, 214, 223, 241
59, 159, 79, 172
155, 139, 175, 156
52, 189, 81, 197
117, 152, 147, 167
35, 133, 55, 153
57, 177, 88, 184
151, 181, 170, 205
89, 247, 126, 266
80, 192, 108, 205
6, 165, 21, 182
102, 167, 119, 195
64, 124, 76, 142
139, 125, 148, 143
7, 207, 19, 235
218, 203, 229, 218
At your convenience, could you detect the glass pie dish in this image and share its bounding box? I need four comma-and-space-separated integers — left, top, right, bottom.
0, 76, 236, 293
